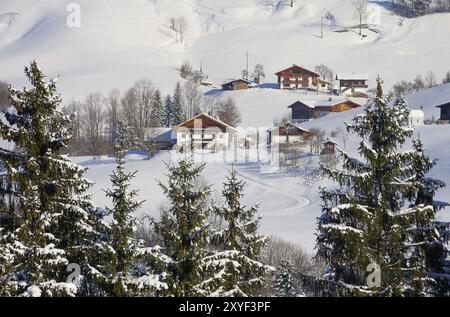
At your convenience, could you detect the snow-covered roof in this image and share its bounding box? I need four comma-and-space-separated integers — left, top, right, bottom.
314, 98, 350, 107
269, 122, 310, 133
145, 128, 176, 142
222, 78, 257, 87
408, 109, 424, 118
177, 112, 238, 131
336, 73, 369, 81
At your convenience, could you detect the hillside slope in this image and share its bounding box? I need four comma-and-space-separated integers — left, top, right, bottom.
0, 0, 449, 101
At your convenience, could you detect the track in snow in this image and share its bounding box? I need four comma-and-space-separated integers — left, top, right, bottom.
229, 164, 311, 217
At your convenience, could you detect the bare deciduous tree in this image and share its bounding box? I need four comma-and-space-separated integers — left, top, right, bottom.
425, 70, 437, 88
106, 88, 121, 149
176, 16, 188, 44
180, 61, 193, 79
121, 79, 154, 144
217, 97, 241, 127
307, 127, 326, 154
183, 80, 202, 119
352, 0, 368, 37
314, 64, 334, 84
252, 64, 266, 84
83, 93, 106, 158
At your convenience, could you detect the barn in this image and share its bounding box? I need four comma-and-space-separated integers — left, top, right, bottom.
222, 79, 256, 91
313, 98, 362, 118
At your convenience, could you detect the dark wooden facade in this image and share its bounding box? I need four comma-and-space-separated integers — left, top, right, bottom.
222, 79, 252, 91
275, 65, 320, 90
288, 101, 315, 121
437, 102, 450, 121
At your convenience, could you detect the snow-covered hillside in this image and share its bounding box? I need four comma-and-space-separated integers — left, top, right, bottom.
1, 0, 449, 101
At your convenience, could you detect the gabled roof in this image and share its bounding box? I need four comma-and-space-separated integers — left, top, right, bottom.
177, 112, 238, 131
323, 138, 338, 145
275, 64, 320, 78
314, 98, 362, 108
287, 100, 314, 109
270, 121, 310, 133
222, 78, 257, 86
145, 128, 176, 142
408, 109, 424, 117
336, 73, 369, 81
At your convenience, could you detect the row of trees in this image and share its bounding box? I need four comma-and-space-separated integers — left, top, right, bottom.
63, 78, 241, 156
0, 62, 268, 297
391, 69, 450, 97
316, 78, 450, 296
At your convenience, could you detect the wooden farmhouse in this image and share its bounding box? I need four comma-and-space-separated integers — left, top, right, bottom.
222, 79, 256, 91
313, 98, 362, 118
176, 112, 237, 150
336, 73, 369, 97
275, 65, 323, 91
267, 122, 311, 145
288, 98, 362, 122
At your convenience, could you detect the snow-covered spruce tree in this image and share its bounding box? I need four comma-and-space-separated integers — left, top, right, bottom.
153, 159, 212, 296
273, 258, 301, 297
150, 89, 166, 127
203, 169, 270, 297
94, 120, 168, 296
164, 95, 173, 127
0, 61, 106, 296
402, 139, 450, 296
316, 78, 448, 296
172, 82, 185, 125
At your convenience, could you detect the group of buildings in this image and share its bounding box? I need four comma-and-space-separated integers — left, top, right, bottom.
146, 65, 450, 156
222, 64, 370, 98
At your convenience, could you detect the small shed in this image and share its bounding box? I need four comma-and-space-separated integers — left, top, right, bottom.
408, 109, 424, 127
321, 139, 337, 155
222, 79, 256, 91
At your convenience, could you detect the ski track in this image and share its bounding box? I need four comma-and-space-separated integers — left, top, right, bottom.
228, 164, 311, 217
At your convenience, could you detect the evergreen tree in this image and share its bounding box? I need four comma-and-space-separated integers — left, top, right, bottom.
443, 70, 450, 84
153, 160, 212, 296
316, 78, 448, 296
204, 169, 270, 296
273, 258, 300, 297
150, 89, 166, 127
95, 121, 168, 296
172, 82, 185, 125
0, 61, 104, 296
402, 139, 450, 295
164, 95, 173, 127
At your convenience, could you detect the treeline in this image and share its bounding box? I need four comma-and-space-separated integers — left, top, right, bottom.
390, 69, 450, 97
393, 0, 450, 16
64, 79, 241, 156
